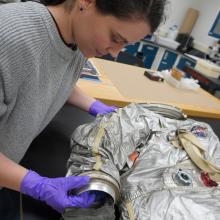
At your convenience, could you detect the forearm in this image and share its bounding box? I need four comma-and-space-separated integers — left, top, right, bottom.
67, 85, 96, 111
0, 152, 28, 191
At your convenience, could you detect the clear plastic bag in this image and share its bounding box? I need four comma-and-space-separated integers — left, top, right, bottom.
162, 70, 200, 91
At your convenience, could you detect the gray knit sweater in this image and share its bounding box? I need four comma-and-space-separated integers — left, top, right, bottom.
0, 2, 86, 163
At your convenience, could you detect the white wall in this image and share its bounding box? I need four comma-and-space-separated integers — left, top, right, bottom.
160, 0, 220, 47
191, 0, 220, 46
160, 0, 195, 30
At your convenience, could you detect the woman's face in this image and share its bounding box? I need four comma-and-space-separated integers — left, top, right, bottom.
71, 1, 151, 58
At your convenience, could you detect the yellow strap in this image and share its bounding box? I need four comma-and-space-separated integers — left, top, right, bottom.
93, 155, 102, 170
92, 124, 106, 171
125, 202, 136, 220
180, 132, 206, 152
178, 132, 220, 182
181, 134, 220, 172
179, 132, 220, 173
92, 125, 105, 154
171, 140, 181, 148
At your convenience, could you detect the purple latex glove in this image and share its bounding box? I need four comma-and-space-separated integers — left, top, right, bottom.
89, 100, 117, 116
20, 170, 95, 213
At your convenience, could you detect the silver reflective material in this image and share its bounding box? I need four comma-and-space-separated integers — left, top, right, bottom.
76, 171, 120, 204
67, 103, 220, 219
0, 0, 19, 2
140, 103, 187, 120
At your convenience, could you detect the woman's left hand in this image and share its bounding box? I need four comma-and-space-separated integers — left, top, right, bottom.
88, 100, 117, 116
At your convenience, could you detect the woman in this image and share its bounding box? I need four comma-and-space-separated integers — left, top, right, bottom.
0, 0, 166, 217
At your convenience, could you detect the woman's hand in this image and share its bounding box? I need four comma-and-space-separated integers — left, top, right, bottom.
20, 170, 95, 213
89, 100, 117, 116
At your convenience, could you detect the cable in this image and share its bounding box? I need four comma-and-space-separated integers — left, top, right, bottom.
19, 193, 24, 220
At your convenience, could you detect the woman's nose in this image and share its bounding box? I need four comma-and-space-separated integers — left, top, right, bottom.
107, 45, 124, 58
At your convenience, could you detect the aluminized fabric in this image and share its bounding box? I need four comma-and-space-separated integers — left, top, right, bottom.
67, 103, 153, 184
67, 103, 220, 219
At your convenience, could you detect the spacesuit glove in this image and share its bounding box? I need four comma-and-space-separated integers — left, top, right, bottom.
89, 100, 117, 116
20, 170, 95, 213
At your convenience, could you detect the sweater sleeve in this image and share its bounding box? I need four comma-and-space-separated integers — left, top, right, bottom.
0, 2, 49, 103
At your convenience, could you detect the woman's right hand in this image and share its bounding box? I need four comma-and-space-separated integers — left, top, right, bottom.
20, 170, 96, 213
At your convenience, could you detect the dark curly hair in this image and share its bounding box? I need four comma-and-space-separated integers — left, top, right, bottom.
40, 0, 167, 33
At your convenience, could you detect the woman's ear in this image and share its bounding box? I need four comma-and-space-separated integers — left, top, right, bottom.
78, 0, 96, 11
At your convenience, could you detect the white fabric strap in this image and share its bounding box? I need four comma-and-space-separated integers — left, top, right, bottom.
177, 130, 220, 182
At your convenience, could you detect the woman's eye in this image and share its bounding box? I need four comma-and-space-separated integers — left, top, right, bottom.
112, 37, 119, 43
112, 36, 123, 44
113, 38, 124, 44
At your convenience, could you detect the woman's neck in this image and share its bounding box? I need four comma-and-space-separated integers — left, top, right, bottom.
47, 5, 74, 45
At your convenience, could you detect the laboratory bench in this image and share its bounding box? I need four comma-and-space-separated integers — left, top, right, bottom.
78, 58, 220, 119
